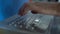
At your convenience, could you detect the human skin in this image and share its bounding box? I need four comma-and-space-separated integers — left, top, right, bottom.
18, 2, 60, 16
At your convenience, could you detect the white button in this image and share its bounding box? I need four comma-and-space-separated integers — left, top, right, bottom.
35, 19, 39, 22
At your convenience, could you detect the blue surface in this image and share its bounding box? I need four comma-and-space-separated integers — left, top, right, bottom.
0, 0, 29, 21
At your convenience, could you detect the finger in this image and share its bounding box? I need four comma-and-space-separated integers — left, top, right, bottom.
18, 2, 42, 16
19, 2, 60, 16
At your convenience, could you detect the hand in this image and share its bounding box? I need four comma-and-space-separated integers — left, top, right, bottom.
18, 2, 60, 16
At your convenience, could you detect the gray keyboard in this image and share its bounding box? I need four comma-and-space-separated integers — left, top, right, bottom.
2, 11, 54, 34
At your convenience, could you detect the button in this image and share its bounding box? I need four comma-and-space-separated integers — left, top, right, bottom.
31, 27, 35, 30
20, 25, 23, 28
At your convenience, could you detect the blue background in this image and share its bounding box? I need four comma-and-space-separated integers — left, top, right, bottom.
0, 0, 29, 21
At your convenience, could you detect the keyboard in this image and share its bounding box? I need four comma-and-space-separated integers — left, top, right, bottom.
2, 11, 54, 34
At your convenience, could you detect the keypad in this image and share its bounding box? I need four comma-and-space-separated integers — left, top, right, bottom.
4, 11, 53, 33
